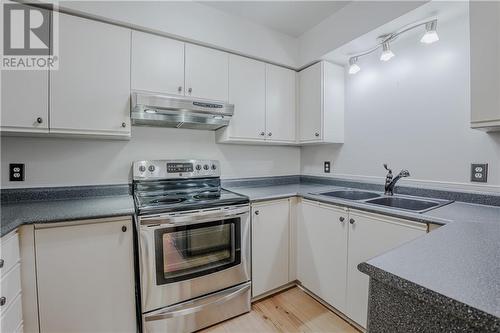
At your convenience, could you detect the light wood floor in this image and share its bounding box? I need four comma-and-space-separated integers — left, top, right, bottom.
200, 287, 360, 333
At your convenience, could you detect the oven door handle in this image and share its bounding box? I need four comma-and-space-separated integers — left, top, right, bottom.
144, 281, 251, 322
141, 206, 249, 226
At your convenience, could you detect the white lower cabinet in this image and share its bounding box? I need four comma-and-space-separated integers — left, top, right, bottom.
34, 217, 136, 333
346, 210, 427, 327
251, 199, 291, 298
0, 231, 23, 333
294, 199, 426, 328
297, 200, 348, 312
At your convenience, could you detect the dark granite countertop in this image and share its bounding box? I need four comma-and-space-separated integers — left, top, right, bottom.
358, 222, 500, 331
1, 185, 134, 237
224, 177, 500, 327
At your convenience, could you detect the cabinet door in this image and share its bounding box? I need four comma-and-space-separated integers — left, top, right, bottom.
265, 64, 296, 142
251, 199, 290, 297
35, 218, 136, 333
1, 69, 49, 134
346, 211, 426, 328
50, 14, 131, 137
226, 55, 266, 140
298, 62, 322, 142
185, 44, 229, 102
297, 200, 348, 312
131, 31, 185, 95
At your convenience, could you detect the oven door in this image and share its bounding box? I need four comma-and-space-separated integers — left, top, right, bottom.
139, 205, 250, 312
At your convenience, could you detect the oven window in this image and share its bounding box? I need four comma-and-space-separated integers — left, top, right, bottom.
154, 218, 241, 284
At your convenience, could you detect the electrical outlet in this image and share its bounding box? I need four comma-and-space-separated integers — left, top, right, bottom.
471, 163, 488, 183
9, 163, 25, 181
324, 161, 331, 173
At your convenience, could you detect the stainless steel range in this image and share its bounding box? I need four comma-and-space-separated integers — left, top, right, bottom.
133, 160, 251, 333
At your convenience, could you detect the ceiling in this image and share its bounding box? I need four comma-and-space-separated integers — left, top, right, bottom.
201, 1, 350, 37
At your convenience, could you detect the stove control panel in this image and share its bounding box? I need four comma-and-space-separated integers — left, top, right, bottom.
133, 159, 220, 180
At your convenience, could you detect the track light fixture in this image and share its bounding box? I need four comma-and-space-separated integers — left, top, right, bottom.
348, 57, 361, 74
347, 17, 439, 75
421, 20, 439, 44
380, 42, 395, 62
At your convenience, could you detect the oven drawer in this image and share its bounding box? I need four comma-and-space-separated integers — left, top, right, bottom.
143, 281, 251, 333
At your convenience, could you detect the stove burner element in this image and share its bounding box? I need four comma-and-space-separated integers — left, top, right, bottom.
149, 197, 186, 205
193, 192, 221, 201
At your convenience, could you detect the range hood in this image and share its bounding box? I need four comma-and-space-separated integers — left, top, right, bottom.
131, 92, 234, 130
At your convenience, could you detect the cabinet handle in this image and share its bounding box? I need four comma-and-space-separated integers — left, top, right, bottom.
349, 218, 355, 225
122, 122, 127, 128
188, 88, 192, 94
36, 117, 43, 124
260, 132, 265, 136
0, 297, 6, 306
254, 210, 260, 215
178, 86, 182, 93
122, 225, 127, 232
0, 259, 3, 268
315, 132, 320, 137
268, 132, 272, 137
339, 217, 345, 223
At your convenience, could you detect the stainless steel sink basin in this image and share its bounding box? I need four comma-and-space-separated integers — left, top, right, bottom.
365, 196, 445, 213
318, 190, 381, 201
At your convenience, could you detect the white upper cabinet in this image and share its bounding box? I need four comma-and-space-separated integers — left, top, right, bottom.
470, 1, 500, 131
50, 14, 131, 138
251, 199, 290, 298
1, 70, 49, 134
185, 44, 229, 102
219, 55, 266, 141
266, 64, 296, 142
216, 57, 296, 145
346, 210, 426, 328
131, 31, 185, 96
1, 5, 49, 135
298, 61, 344, 143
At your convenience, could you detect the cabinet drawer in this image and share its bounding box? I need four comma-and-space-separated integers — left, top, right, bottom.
0, 264, 21, 317
0, 293, 23, 333
1, 233, 20, 275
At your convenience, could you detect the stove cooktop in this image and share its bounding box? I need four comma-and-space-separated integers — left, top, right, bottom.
134, 188, 249, 215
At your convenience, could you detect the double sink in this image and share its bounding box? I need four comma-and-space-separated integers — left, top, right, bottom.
314, 189, 452, 213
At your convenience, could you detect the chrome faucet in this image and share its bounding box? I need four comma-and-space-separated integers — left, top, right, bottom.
383, 164, 410, 196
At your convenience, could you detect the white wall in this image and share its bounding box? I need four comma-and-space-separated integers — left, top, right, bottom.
301, 2, 500, 192
1, 127, 300, 188
56, 1, 299, 68
298, 1, 426, 67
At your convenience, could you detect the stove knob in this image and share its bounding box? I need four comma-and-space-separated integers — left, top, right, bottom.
211, 164, 217, 170
148, 165, 155, 172
196, 164, 202, 171
139, 165, 146, 172
203, 164, 209, 170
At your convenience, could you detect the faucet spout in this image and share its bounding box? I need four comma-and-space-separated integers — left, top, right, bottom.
383, 165, 410, 196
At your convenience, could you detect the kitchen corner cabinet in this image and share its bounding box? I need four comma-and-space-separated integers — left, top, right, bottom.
470, 1, 500, 131
251, 199, 291, 298
296, 200, 348, 312
131, 31, 185, 96
216, 55, 296, 144
35, 217, 136, 333
298, 61, 344, 143
185, 44, 229, 102
50, 13, 131, 138
345, 210, 426, 327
